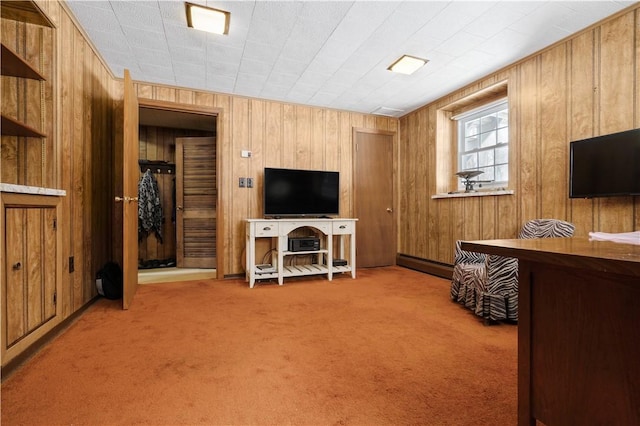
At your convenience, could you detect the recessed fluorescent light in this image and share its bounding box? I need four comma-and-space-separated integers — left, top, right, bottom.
185, 2, 230, 35
387, 55, 428, 75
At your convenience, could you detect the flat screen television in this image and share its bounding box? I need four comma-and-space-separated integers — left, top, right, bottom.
263, 167, 340, 217
569, 128, 640, 198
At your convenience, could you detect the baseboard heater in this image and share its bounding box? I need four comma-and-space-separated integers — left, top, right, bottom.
396, 254, 453, 279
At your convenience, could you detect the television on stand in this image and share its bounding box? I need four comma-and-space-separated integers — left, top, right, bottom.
569, 128, 640, 198
263, 167, 340, 218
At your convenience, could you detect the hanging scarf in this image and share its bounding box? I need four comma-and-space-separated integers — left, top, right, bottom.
138, 169, 163, 243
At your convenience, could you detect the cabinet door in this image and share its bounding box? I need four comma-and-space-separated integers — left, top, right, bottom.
4, 206, 57, 348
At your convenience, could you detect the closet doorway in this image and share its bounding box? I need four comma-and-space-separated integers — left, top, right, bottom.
136, 99, 221, 284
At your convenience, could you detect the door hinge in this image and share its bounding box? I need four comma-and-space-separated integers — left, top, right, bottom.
53, 291, 57, 306
53, 218, 57, 230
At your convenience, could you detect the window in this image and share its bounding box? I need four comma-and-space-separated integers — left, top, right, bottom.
457, 99, 508, 191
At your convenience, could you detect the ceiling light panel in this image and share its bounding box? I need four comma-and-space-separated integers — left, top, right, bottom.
388, 55, 427, 75
186, 2, 230, 35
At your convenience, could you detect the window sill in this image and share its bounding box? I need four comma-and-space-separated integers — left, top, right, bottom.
431, 189, 514, 199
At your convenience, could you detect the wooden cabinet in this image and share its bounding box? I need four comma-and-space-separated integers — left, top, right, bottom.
1, 192, 62, 366
1, 0, 59, 368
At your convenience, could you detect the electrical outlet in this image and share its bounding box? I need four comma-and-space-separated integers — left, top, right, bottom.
69, 256, 75, 273
247, 177, 254, 188
239, 177, 246, 188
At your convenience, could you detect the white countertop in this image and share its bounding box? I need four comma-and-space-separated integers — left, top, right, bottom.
0, 183, 66, 196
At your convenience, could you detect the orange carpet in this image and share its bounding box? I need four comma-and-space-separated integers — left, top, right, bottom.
1, 266, 517, 425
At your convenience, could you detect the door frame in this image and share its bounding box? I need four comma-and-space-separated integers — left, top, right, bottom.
137, 98, 224, 278
352, 127, 397, 266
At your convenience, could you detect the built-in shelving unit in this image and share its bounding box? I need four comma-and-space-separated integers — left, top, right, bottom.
1, 0, 61, 369
0, 2, 53, 141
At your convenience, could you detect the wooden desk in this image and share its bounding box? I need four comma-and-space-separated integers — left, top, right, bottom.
461, 237, 640, 426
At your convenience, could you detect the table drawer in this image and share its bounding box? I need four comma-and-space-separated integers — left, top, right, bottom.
332, 220, 354, 234
254, 222, 279, 236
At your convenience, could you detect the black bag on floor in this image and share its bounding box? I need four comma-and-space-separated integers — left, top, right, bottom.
96, 262, 123, 300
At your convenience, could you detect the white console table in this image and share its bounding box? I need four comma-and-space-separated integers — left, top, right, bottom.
245, 218, 357, 288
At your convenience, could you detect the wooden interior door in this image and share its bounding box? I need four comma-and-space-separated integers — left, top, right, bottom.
354, 129, 396, 267
122, 69, 139, 309
175, 137, 217, 268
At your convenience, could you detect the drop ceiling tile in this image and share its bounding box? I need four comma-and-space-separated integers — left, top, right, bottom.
173, 62, 207, 80
164, 23, 207, 49
121, 27, 168, 50
138, 62, 174, 80
169, 46, 207, 65
507, 2, 576, 36
67, 1, 112, 11
243, 40, 282, 64
206, 61, 240, 78
157, 1, 186, 26
434, 31, 487, 57
111, 1, 164, 32
393, 1, 449, 23
271, 57, 308, 76
463, 5, 526, 38
266, 72, 298, 87
131, 47, 172, 67
476, 28, 531, 56
206, 43, 244, 63
238, 58, 272, 77
252, 1, 303, 23
411, 4, 479, 42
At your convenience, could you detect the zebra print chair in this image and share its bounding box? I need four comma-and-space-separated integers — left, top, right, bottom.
451, 218, 575, 322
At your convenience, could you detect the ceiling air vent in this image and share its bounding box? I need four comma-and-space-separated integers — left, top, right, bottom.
371, 106, 404, 117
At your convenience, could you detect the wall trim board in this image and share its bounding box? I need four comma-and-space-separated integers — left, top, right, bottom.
397, 254, 453, 280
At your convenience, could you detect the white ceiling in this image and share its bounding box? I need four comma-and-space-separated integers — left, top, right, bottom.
66, 0, 635, 117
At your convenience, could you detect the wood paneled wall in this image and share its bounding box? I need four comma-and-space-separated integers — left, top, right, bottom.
132, 85, 397, 276
398, 5, 640, 266
33, 1, 115, 317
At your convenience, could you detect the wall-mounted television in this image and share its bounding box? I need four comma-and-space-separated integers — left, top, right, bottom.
569, 128, 640, 198
263, 167, 340, 217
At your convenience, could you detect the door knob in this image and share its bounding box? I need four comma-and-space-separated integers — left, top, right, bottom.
12, 262, 22, 270
177, 205, 183, 210
115, 196, 138, 202
386, 208, 393, 213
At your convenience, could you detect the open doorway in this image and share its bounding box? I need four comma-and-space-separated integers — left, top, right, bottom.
136, 102, 219, 284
